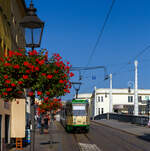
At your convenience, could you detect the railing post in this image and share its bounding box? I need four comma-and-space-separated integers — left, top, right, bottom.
107, 113, 109, 120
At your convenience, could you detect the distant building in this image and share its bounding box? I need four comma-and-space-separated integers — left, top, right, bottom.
91, 88, 150, 117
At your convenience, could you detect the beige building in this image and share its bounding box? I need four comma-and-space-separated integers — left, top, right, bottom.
0, 0, 26, 150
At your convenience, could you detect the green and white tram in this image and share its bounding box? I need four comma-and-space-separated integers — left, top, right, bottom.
60, 99, 90, 133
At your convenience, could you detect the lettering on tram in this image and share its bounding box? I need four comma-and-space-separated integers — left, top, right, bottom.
60, 99, 90, 133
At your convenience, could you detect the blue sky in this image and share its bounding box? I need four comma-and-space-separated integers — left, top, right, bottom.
25, 0, 150, 100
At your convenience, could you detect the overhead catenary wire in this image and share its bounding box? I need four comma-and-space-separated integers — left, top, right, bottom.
112, 44, 150, 76
86, 0, 116, 67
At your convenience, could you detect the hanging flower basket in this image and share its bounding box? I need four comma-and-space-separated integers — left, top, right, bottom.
0, 49, 74, 112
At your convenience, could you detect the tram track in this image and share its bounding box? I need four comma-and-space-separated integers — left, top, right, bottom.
72, 133, 101, 151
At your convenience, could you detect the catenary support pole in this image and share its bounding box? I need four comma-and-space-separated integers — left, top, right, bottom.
94, 86, 97, 119
109, 74, 113, 113
134, 60, 138, 116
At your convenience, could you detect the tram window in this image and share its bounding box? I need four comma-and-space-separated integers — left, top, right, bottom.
73, 110, 87, 116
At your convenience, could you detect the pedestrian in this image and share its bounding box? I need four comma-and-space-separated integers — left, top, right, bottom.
40, 118, 44, 134
44, 116, 48, 134
148, 120, 150, 128
37, 116, 41, 132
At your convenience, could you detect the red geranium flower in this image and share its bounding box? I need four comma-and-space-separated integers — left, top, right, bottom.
38, 60, 44, 65
37, 91, 42, 95
4, 75, 8, 79
26, 70, 30, 73
41, 73, 46, 76
5, 80, 11, 84
6, 88, 12, 91
24, 61, 29, 66
47, 75, 53, 79
44, 97, 48, 101
46, 91, 50, 95
4, 63, 11, 66
59, 80, 64, 84
13, 64, 20, 69
70, 72, 74, 77
35, 67, 39, 71
3, 92, 8, 95
11, 83, 16, 87
28, 91, 34, 96
23, 75, 28, 79
18, 81, 23, 85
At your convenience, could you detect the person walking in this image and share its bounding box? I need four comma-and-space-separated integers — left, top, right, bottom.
40, 117, 44, 134
44, 116, 48, 134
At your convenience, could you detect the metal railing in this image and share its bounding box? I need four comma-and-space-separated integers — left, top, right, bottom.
94, 113, 149, 126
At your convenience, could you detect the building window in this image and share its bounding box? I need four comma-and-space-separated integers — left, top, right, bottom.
98, 108, 100, 115
138, 96, 142, 102
128, 96, 133, 102
101, 96, 103, 102
101, 108, 104, 114
98, 96, 100, 102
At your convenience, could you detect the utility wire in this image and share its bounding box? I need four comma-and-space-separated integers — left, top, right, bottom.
86, 0, 116, 66
112, 44, 150, 76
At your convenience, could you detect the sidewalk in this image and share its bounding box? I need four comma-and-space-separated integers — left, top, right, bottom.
9, 121, 60, 151
92, 119, 150, 140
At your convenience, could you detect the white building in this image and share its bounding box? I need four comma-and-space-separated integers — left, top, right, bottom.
91, 88, 150, 118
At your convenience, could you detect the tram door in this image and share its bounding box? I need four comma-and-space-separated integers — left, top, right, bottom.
0, 115, 2, 151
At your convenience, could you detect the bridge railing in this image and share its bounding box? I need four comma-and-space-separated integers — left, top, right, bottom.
94, 113, 149, 126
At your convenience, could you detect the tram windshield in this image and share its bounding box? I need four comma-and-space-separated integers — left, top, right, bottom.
72, 110, 87, 116
72, 105, 87, 116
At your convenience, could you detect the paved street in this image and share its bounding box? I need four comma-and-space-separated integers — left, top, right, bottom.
9, 120, 150, 151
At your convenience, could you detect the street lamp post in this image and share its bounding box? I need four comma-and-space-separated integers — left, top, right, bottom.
127, 60, 138, 116
134, 60, 138, 116
20, 1, 44, 151
128, 80, 138, 115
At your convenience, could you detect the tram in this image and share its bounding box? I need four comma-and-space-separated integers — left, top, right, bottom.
60, 99, 90, 133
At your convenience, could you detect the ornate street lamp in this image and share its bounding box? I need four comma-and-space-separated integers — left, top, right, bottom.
20, 0, 44, 50
19, 1, 44, 151
72, 82, 82, 99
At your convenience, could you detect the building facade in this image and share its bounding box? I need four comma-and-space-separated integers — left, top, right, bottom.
91, 88, 150, 118
0, 0, 26, 150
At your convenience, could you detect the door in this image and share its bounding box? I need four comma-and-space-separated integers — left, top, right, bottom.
5, 115, 10, 144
